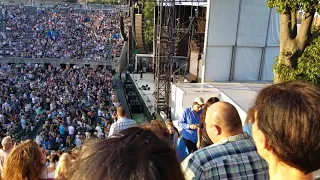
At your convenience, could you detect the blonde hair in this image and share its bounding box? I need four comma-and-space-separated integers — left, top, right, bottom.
2, 141, 44, 180
55, 153, 71, 179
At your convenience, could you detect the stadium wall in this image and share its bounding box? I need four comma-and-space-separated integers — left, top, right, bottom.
0, 57, 117, 69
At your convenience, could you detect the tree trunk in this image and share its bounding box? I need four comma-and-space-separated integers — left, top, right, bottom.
275, 10, 315, 83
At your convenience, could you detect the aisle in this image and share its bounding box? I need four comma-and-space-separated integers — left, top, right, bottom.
113, 74, 132, 119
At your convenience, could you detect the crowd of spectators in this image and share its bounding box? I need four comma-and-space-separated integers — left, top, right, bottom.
0, 64, 121, 152
0, 63, 318, 180
0, 5, 123, 60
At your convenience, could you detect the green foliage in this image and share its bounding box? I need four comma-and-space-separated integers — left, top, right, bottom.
267, 0, 320, 13
143, 2, 155, 48
274, 32, 320, 84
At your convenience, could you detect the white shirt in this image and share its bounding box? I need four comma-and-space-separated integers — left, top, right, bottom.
35, 135, 43, 145
98, 110, 102, 117
75, 138, 82, 147
95, 126, 102, 133
68, 126, 75, 135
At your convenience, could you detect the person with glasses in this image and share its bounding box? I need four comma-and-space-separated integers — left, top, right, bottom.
178, 97, 204, 154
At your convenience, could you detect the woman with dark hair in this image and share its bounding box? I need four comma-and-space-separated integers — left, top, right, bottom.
242, 107, 254, 136
196, 97, 219, 149
70, 127, 185, 180
251, 81, 320, 180
2, 141, 46, 180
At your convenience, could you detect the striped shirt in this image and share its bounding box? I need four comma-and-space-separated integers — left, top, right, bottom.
182, 133, 269, 180
108, 117, 137, 137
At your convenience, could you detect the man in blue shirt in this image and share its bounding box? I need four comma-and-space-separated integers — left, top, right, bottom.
178, 97, 204, 153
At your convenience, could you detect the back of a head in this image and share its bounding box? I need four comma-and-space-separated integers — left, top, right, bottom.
201, 97, 220, 121
141, 120, 171, 145
252, 81, 320, 174
3, 141, 44, 180
207, 102, 242, 134
70, 127, 184, 180
116, 106, 126, 118
1, 136, 12, 150
55, 153, 71, 179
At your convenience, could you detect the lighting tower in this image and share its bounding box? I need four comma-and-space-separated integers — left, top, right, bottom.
154, 0, 175, 117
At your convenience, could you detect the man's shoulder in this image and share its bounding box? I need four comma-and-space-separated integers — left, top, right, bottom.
124, 118, 137, 124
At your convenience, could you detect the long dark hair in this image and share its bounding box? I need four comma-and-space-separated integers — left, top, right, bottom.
200, 97, 219, 123
70, 127, 185, 180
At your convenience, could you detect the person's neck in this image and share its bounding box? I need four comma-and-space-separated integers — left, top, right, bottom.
268, 157, 313, 180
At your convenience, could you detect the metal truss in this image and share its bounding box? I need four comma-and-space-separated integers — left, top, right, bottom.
154, 0, 175, 116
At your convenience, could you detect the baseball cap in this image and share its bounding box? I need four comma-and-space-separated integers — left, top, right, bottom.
194, 97, 204, 105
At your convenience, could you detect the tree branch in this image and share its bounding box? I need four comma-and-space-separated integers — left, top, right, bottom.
306, 28, 320, 46
280, 13, 292, 40
290, 9, 297, 39
296, 10, 316, 48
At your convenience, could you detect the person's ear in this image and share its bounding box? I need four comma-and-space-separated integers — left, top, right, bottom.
213, 125, 221, 135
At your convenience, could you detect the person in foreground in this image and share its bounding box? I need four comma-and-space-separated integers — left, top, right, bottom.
70, 126, 185, 180
2, 141, 46, 180
250, 81, 320, 180
182, 101, 269, 180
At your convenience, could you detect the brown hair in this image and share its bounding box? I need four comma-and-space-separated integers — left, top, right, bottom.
70, 127, 184, 180
141, 120, 171, 145
200, 97, 220, 123
3, 141, 45, 180
251, 81, 320, 174
116, 106, 126, 117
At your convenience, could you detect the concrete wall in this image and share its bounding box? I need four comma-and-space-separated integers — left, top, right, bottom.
0, 57, 118, 69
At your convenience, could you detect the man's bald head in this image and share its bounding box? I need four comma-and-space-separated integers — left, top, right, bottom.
205, 102, 242, 140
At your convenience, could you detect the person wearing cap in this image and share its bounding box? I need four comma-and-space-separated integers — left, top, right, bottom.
178, 97, 204, 154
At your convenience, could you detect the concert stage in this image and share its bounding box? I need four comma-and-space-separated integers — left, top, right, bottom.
130, 73, 271, 124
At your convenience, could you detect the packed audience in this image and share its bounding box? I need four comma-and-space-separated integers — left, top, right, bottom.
0, 64, 120, 151
0, 5, 122, 60
0, 78, 319, 180
0, 64, 319, 178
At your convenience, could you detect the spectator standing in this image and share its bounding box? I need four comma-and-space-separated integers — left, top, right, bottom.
251, 81, 320, 180
182, 102, 269, 179
196, 97, 219, 149
178, 97, 204, 153
2, 141, 46, 180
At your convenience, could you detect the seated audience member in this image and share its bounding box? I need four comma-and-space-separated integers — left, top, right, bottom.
44, 154, 59, 180
196, 97, 219, 149
70, 127, 185, 180
182, 102, 269, 179
251, 81, 320, 180
55, 153, 72, 180
108, 106, 137, 137
0, 136, 13, 177
2, 141, 46, 180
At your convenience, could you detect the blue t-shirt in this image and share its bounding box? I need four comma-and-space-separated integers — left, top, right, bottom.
59, 125, 65, 135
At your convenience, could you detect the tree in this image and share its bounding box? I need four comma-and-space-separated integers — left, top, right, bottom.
268, 0, 320, 83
